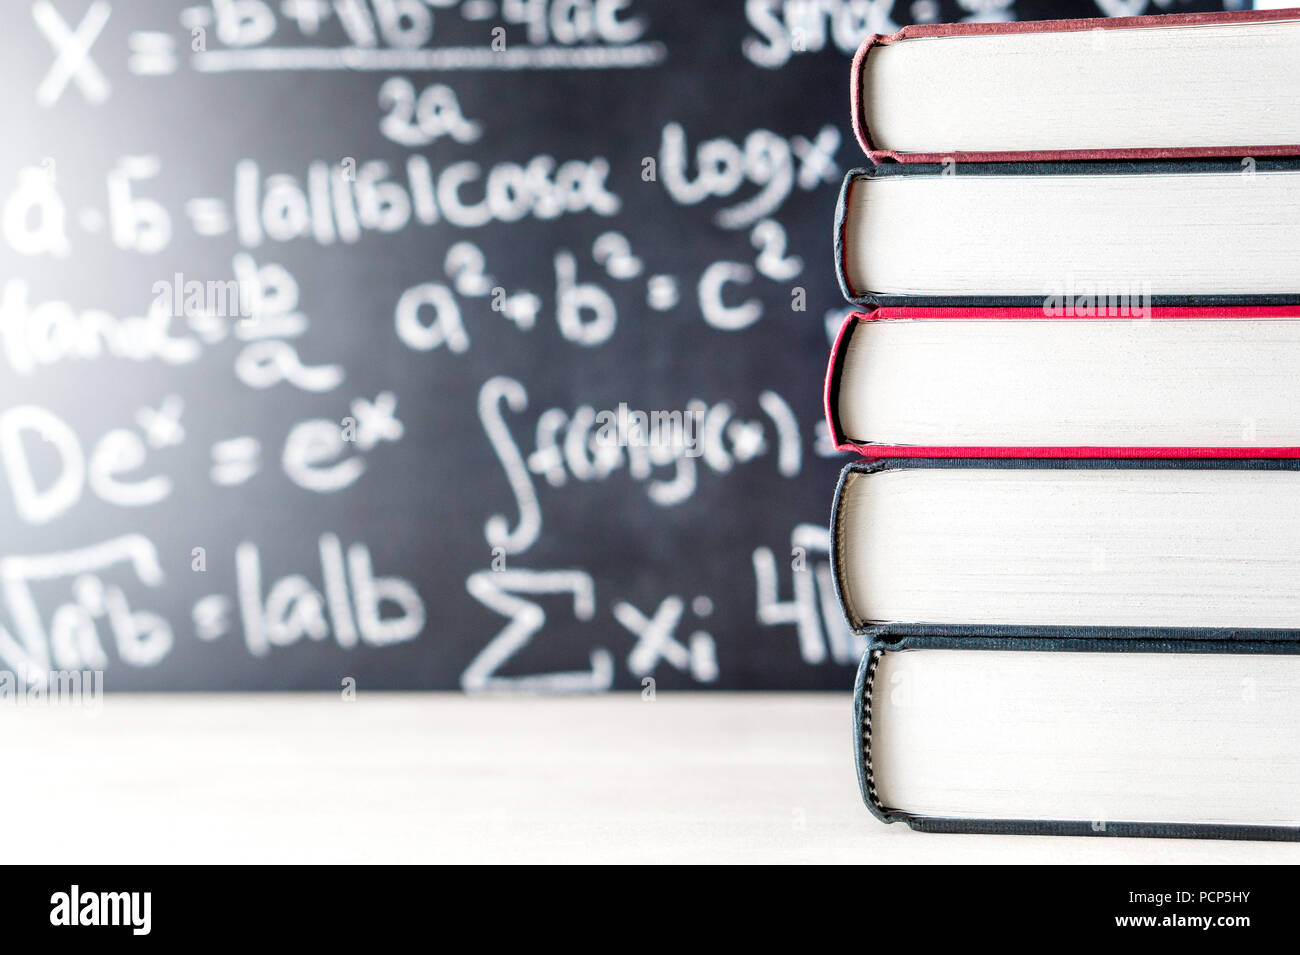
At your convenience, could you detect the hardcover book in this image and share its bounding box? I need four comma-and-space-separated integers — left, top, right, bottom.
830, 458, 1300, 637
825, 307, 1300, 458
852, 8, 1300, 164
833, 159, 1300, 307
834, 8, 1300, 845
854, 636, 1300, 840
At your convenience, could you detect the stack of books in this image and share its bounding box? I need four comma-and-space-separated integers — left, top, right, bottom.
829, 9, 1300, 840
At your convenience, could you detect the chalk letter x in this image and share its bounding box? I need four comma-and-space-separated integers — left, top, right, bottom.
33, 1, 111, 107
615, 596, 718, 683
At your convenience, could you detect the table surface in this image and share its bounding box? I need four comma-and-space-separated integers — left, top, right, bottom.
6, 692, 1298, 864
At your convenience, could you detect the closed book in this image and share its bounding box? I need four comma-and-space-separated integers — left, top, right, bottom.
834, 159, 1300, 308
824, 306, 1300, 458
852, 8, 1300, 164
854, 636, 1300, 840
830, 458, 1300, 638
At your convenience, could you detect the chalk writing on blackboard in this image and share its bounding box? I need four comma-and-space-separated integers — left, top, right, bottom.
0, 0, 991, 689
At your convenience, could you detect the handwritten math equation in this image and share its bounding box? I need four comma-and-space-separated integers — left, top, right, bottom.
0, 0, 1113, 690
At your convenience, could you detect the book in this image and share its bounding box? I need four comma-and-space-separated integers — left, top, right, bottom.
830, 458, 1300, 635
825, 307, 1300, 458
852, 9, 1300, 164
834, 159, 1300, 307
835, 10, 1300, 844
854, 638, 1300, 840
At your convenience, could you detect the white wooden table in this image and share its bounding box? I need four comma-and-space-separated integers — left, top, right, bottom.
5, 693, 1297, 864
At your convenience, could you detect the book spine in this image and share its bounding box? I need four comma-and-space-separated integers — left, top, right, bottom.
823, 312, 858, 453
829, 461, 886, 634
852, 646, 893, 824
833, 170, 876, 307
849, 32, 896, 165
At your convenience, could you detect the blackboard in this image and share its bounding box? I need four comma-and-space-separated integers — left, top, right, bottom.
0, 0, 1230, 691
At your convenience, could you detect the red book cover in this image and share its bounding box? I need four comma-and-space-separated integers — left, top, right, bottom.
852, 8, 1300, 164
825, 306, 1300, 459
